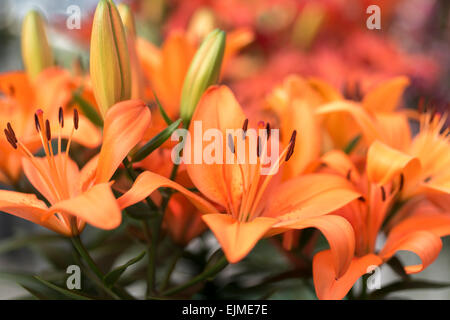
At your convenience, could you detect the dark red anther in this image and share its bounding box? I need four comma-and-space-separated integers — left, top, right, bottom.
73, 108, 79, 130
4, 129, 17, 149
227, 133, 235, 154
6, 123, 17, 143
58, 107, 64, 128
346, 169, 352, 181
399, 173, 404, 192
242, 118, 248, 139
285, 130, 297, 162
357, 196, 366, 203
34, 113, 41, 132
256, 136, 261, 157
45, 119, 51, 141
424, 176, 432, 183
380, 186, 386, 202
9, 85, 15, 96
266, 122, 271, 139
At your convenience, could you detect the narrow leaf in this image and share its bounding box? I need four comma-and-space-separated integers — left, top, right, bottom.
104, 251, 146, 287
152, 89, 173, 125
34, 276, 92, 300
131, 118, 182, 162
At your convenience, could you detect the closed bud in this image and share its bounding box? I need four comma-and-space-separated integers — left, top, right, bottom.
21, 10, 53, 80
117, 3, 136, 38
180, 29, 226, 125
90, 0, 131, 118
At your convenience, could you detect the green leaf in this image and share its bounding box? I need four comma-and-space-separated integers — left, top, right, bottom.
103, 251, 146, 287
131, 118, 182, 162
369, 280, 450, 299
0, 271, 65, 299
72, 91, 104, 127
152, 89, 173, 125
343, 135, 361, 154
34, 276, 93, 300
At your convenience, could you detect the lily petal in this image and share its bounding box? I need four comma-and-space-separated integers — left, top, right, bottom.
186, 85, 246, 209
117, 171, 218, 213
313, 250, 382, 300
0, 190, 70, 235
362, 76, 410, 113
279, 215, 356, 278
202, 213, 277, 263
45, 183, 122, 230
95, 99, 151, 183
380, 230, 442, 274
367, 140, 421, 186
266, 173, 361, 221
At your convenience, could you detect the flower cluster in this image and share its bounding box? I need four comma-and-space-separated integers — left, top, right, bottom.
0, 0, 448, 300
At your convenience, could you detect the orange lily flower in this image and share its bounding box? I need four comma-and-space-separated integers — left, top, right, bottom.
0, 68, 101, 184
118, 85, 360, 281
0, 99, 151, 235
314, 76, 412, 151
313, 149, 450, 299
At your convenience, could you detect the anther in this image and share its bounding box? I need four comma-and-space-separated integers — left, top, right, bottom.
34, 113, 41, 132
73, 108, 79, 130
4, 129, 17, 149
58, 107, 64, 128
227, 133, 235, 154
266, 122, 271, 139
285, 130, 297, 162
45, 119, 51, 141
257, 136, 261, 157
346, 169, 352, 181
6, 123, 17, 143
242, 118, 248, 139
357, 196, 366, 202
399, 173, 404, 192
380, 186, 386, 202
9, 85, 15, 96
424, 176, 432, 183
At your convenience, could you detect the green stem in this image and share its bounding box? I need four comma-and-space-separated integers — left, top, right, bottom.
160, 247, 183, 291
162, 256, 228, 297
70, 236, 133, 300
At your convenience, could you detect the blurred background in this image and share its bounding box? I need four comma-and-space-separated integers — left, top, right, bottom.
0, 0, 449, 299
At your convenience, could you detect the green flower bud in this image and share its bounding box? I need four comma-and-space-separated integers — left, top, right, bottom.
21, 10, 53, 80
179, 29, 226, 125
90, 0, 131, 118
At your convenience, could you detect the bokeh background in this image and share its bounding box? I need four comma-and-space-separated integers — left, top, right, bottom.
0, 0, 449, 299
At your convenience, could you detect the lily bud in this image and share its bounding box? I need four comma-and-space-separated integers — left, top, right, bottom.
90, 0, 131, 118
118, 3, 145, 99
179, 29, 226, 125
117, 3, 136, 37
21, 10, 53, 80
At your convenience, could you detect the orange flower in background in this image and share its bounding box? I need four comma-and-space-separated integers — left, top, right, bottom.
0, 99, 151, 235
0, 69, 100, 184
118, 86, 360, 281
136, 28, 253, 140
313, 149, 450, 299
315, 76, 412, 150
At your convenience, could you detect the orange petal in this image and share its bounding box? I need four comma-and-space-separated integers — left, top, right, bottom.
117, 171, 218, 214
0, 71, 34, 108
266, 173, 361, 221
44, 183, 122, 230
22, 154, 80, 205
374, 112, 411, 150
316, 100, 380, 145
95, 99, 151, 183
380, 230, 442, 274
0, 190, 70, 235
223, 28, 254, 67
320, 150, 360, 181
186, 85, 246, 209
280, 215, 355, 278
202, 214, 277, 263
307, 77, 343, 102
313, 250, 382, 300
283, 99, 321, 178
367, 140, 421, 186
362, 76, 410, 113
